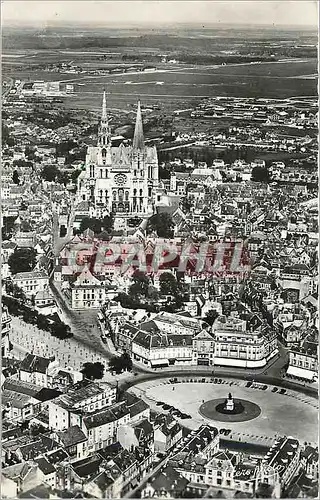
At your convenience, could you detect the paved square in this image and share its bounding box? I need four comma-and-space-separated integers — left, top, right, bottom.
131, 378, 318, 445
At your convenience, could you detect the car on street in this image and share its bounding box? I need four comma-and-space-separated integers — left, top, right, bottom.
272, 387, 278, 392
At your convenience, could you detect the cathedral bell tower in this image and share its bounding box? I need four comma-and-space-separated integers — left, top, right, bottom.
98, 90, 111, 148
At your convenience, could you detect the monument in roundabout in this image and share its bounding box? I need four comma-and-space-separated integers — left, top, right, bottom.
199, 391, 261, 423
215, 392, 245, 415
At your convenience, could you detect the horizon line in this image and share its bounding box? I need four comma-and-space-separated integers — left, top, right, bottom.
2, 20, 317, 29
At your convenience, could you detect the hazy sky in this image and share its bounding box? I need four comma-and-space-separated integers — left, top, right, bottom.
2, 0, 318, 27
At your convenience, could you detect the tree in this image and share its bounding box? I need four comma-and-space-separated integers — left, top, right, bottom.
79, 217, 102, 234
21, 220, 32, 232
251, 166, 270, 183
203, 309, 219, 326
12, 170, 20, 185
5, 280, 26, 301
24, 146, 36, 161
71, 169, 82, 183
8, 248, 37, 275
2, 216, 16, 240
109, 351, 133, 374
147, 213, 174, 238
81, 362, 105, 380
41, 164, 58, 182
102, 214, 114, 233
159, 272, 179, 297
129, 273, 150, 298
37, 314, 50, 331
121, 351, 133, 371
50, 322, 72, 339
56, 171, 70, 186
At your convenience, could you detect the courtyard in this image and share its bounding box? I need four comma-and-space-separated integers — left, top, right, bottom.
130, 377, 318, 446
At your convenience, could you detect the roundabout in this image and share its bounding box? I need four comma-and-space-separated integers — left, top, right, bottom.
129, 376, 318, 445
199, 396, 261, 422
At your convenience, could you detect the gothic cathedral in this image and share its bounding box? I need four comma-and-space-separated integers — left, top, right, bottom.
77, 92, 159, 219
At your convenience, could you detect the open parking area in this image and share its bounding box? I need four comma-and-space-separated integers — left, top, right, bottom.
130, 377, 318, 446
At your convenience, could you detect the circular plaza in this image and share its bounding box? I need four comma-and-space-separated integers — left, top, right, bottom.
129, 376, 318, 445
199, 397, 261, 422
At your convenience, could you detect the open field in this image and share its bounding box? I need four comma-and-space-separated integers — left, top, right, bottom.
3, 58, 317, 112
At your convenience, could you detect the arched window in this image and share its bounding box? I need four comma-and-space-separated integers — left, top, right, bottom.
133, 189, 137, 196
113, 191, 117, 201
100, 169, 103, 178
119, 189, 124, 202
102, 148, 106, 158
139, 189, 143, 197
125, 191, 129, 201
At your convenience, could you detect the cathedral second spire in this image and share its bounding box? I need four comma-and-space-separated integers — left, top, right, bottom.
98, 90, 111, 147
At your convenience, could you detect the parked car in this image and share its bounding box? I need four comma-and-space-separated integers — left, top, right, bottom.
262, 385, 268, 390
163, 404, 171, 410
280, 388, 286, 394
156, 401, 164, 406
271, 387, 278, 393
246, 381, 253, 387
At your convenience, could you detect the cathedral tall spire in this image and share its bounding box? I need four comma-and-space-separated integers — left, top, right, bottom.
133, 100, 144, 150
102, 90, 107, 121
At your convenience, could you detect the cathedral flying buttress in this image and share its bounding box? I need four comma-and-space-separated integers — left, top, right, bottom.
77, 91, 159, 219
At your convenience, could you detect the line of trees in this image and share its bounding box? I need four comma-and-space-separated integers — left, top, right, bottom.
2, 295, 73, 339
157, 145, 258, 168
78, 215, 114, 235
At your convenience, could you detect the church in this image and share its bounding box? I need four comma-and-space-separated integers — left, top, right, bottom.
77, 92, 160, 219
